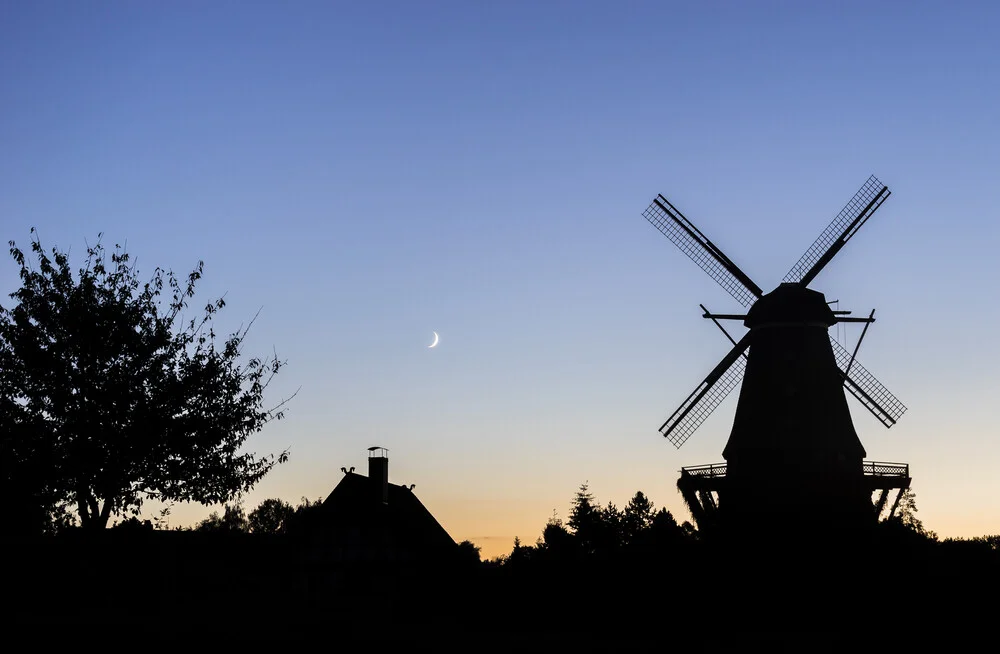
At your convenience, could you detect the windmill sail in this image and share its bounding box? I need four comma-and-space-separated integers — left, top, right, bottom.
829, 336, 907, 427
784, 176, 891, 286
660, 334, 751, 448
643, 195, 762, 307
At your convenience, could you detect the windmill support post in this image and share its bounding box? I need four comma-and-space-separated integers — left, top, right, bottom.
678, 460, 911, 531
677, 465, 725, 532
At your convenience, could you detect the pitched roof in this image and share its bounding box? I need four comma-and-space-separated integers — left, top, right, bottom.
317, 472, 456, 555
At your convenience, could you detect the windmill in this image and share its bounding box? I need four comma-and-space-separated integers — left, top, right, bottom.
643, 176, 911, 532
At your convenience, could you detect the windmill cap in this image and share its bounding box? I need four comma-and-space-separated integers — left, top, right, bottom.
745, 283, 835, 328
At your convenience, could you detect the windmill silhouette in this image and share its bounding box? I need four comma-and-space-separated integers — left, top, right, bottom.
643, 176, 911, 532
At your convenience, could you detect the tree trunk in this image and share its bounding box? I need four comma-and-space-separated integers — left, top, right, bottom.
98, 496, 113, 528
77, 491, 110, 529
77, 497, 92, 529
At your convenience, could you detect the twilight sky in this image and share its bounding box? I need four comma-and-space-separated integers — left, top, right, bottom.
2, 1, 998, 557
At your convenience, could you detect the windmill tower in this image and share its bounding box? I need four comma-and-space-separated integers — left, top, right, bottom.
643, 176, 911, 533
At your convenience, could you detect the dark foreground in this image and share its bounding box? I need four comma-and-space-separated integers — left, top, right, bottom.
9, 527, 998, 646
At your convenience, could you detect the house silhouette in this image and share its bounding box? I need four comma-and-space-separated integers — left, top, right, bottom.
312, 447, 457, 562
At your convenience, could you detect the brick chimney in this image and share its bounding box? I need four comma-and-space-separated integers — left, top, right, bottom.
367, 446, 389, 504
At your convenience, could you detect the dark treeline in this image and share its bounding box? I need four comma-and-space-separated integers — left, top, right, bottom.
9, 483, 999, 642
469, 484, 1000, 637
486, 484, 697, 566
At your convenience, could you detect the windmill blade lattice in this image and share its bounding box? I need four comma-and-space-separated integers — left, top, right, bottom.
783, 176, 891, 285
829, 336, 907, 427
661, 339, 750, 448
643, 195, 762, 307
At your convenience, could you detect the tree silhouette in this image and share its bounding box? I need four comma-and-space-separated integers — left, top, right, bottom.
622, 491, 655, 545
248, 498, 295, 534
0, 232, 293, 531
194, 502, 248, 533
507, 536, 535, 565
649, 508, 690, 546
285, 496, 325, 533
598, 501, 624, 553
568, 483, 601, 555
456, 540, 482, 565
890, 488, 937, 540
540, 512, 574, 559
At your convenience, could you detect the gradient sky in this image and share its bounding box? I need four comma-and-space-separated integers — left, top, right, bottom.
2, 1, 998, 558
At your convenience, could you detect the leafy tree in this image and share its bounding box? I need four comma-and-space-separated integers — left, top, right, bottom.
456, 539, 482, 565
649, 508, 691, 545
195, 503, 248, 533
541, 512, 575, 559
113, 516, 154, 531
0, 232, 292, 531
892, 488, 937, 540
152, 503, 174, 530
285, 496, 325, 533
2, 373, 64, 532
43, 503, 79, 534
220, 502, 249, 532
194, 511, 223, 532
248, 497, 295, 534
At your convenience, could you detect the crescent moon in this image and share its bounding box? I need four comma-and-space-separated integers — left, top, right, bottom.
428, 331, 439, 348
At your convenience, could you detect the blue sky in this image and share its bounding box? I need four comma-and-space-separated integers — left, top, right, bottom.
2, 1, 999, 556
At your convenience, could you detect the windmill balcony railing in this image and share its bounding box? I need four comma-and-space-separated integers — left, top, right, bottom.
681, 461, 908, 479
863, 461, 909, 478
681, 463, 727, 478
